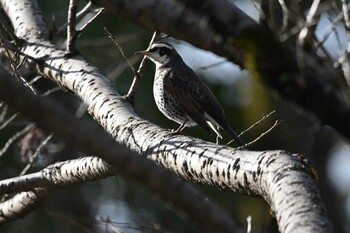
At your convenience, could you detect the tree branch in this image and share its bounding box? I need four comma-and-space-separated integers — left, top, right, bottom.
126, 31, 160, 104
66, 0, 80, 54
0, 188, 48, 224
0, 65, 241, 232
0, 157, 115, 197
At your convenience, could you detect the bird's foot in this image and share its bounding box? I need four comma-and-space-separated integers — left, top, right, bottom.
169, 127, 190, 136
215, 135, 220, 145
170, 128, 182, 135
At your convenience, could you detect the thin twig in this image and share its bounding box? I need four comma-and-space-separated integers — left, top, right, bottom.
0, 10, 22, 46
20, 134, 53, 176
56, 1, 92, 35
19, 133, 52, 174
66, 0, 79, 54
246, 215, 252, 233
277, 0, 290, 34
0, 86, 60, 163
97, 216, 164, 233
342, 0, 350, 52
238, 118, 268, 138
248, 0, 261, 16
0, 36, 21, 80
315, 12, 344, 49
0, 123, 35, 157
244, 110, 275, 137
41, 87, 62, 97
244, 120, 283, 148
10, 51, 38, 94
334, 12, 350, 87
75, 102, 88, 118
298, 0, 321, 44
48, 211, 96, 233
18, 76, 37, 95
28, 76, 43, 85
0, 36, 40, 92
0, 112, 19, 130
308, 11, 341, 65
1, 38, 45, 65
16, 54, 27, 70
103, 217, 124, 233
13, 54, 37, 96
104, 27, 137, 76
296, 0, 321, 71
227, 110, 276, 146
0, 104, 7, 124
340, 0, 350, 85
125, 31, 161, 104
109, 56, 140, 81
0, 87, 60, 132
77, 8, 105, 33
198, 60, 228, 70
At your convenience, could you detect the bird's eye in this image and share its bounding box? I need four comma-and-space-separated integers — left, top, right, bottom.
159, 48, 167, 56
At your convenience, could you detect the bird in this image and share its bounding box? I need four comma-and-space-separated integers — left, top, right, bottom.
136, 42, 244, 146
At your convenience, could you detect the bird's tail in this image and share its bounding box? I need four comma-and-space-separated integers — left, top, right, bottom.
221, 121, 244, 146
206, 121, 223, 139
204, 112, 244, 146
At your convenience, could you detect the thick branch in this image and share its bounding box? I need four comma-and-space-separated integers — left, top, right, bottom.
1, 0, 48, 40
2, 156, 238, 229
0, 66, 241, 232
0, 188, 48, 224
0, 157, 115, 196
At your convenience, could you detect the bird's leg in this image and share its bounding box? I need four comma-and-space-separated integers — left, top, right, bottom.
171, 120, 188, 134
215, 125, 221, 144
215, 135, 220, 144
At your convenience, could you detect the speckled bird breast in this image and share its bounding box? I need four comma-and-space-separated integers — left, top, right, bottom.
153, 67, 196, 126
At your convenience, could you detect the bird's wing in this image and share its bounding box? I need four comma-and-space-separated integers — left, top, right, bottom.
165, 66, 244, 145
164, 68, 222, 135
174, 68, 224, 119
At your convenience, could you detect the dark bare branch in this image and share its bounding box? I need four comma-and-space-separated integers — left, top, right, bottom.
126, 31, 160, 103
66, 0, 79, 54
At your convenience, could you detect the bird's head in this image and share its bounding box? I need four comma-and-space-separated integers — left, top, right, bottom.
136, 42, 179, 66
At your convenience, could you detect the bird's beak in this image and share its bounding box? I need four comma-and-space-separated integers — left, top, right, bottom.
135, 50, 150, 56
